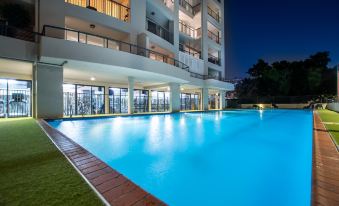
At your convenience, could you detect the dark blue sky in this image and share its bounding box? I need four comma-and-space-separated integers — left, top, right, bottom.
225, 0, 339, 78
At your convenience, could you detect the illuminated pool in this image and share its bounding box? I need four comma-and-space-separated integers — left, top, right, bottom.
48, 110, 313, 206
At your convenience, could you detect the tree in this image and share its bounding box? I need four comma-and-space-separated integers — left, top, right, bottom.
236, 51, 335, 98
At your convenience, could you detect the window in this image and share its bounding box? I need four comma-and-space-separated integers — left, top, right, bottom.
134, 89, 149, 113
63, 84, 105, 116
0, 79, 31, 118
109, 87, 128, 114
151, 91, 170, 112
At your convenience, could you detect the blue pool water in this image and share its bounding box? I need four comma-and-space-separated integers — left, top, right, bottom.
48, 110, 313, 206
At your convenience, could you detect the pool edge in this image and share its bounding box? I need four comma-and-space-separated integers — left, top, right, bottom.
312, 112, 339, 206
37, 119, 167, 206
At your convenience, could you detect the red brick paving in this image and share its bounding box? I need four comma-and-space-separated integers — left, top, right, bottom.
312, 112, 339, 206
38, 119, 166, 206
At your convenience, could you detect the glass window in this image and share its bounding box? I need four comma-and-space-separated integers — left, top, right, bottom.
0, 79, 31, 118
63, 84, 105, 116
134, 89, 149, 113
109, 87, 128, 114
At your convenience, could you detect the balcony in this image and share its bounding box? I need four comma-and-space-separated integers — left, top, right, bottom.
146, 18, 173, 44
179, 44, 201, 59
42, 25, 188, 70
208, 6, 221, 22
179, 21, 201, 39
179, 0, 200, 16
208, 30, 221, 44
65, 0, 130, 22
208, 54, 221, 66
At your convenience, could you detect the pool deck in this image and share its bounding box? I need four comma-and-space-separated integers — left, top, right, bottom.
37, 119, 166, 206
312, 112, 339, 205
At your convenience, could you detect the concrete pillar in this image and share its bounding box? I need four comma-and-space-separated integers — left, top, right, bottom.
148, 89, 152, 112
219, 90, 226, 110
128, 77, 134, 114
169, 83, 180, 112
34, 63, 63, 118
202, 87, 209, 111
105, 86, 110, 114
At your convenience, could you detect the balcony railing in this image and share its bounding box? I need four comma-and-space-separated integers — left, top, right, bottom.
208, 54, 221, 65
208, 6, 221, 22
65, 0, 130, 22
179, 43, 201, 59
146, 18, 173, 44
0, 22, 39, 42
189, 72, 229, 82
208, 30, 221, 44
179, 0, 200, 16
179, 21, 201, 39
41, 25, 188, 70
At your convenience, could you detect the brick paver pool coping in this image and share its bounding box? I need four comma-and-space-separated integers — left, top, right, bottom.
37, 119, 166, 206
312, 112, 339, 205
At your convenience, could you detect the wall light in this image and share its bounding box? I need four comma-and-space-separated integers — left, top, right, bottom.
90, 77, 96, 81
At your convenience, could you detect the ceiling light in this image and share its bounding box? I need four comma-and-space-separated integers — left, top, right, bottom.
90, 77, 96, 81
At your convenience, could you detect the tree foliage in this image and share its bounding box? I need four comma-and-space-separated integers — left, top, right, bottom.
236, 52, 336, 97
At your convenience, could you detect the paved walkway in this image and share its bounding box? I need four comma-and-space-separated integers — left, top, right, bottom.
38, 119, 166, 206
312, 113, 339, 205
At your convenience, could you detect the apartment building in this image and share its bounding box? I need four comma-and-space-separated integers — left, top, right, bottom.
0, 0, 233, 118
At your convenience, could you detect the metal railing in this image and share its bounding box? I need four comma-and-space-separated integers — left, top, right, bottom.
179, 20, 201, 39
0, 22, 39, 42
42, 25, 188, 71
208, 54, 221, 65
179, 0, 200, 15
65, 0, 130, 22
146, 17, 173, 44
208, 30, 221, 44
227, 95, 337, 108
0, 89, 31, 118
208, 6, 221, 22
179, 43, 201, 59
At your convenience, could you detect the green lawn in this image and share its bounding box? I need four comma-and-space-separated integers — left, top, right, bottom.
0, 118, 103, 206
317, 109, 339, 145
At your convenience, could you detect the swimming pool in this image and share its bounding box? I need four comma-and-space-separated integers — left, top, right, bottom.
48, 109, 313, 206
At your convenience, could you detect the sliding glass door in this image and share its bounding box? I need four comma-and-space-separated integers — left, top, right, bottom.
0, 79, 31, 118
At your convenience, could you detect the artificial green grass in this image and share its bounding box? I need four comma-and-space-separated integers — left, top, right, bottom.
0, 118, 103, 206
317, 109, 339, 145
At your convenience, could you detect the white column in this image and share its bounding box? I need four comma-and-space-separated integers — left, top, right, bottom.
148, 89, 152, 112
219, 90, 226, 110
169, 83, 180, 112
105, 86, 110, 114
202, 87, 209, 111
128, 77, 134, 114
34, 63, 64, 118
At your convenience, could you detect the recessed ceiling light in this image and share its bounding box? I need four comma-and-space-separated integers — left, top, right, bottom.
90, 77, 96, 81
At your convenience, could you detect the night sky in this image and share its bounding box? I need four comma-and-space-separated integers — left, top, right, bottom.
225, 0, 339, 79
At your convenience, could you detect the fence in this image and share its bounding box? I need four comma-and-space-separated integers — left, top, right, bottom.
227, 95, 337, 108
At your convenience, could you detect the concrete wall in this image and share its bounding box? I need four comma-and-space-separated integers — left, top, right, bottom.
34, 63, 63, 118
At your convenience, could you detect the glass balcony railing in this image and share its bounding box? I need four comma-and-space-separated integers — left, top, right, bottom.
208, 6, 221, 22
65, 0, 130, 22
41, 25, 188, 70
146, 18, 173, 44
179, 21, 201, 39
208, 30, 221, 44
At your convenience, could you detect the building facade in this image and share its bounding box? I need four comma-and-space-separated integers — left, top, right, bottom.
0, 0, 233, 118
